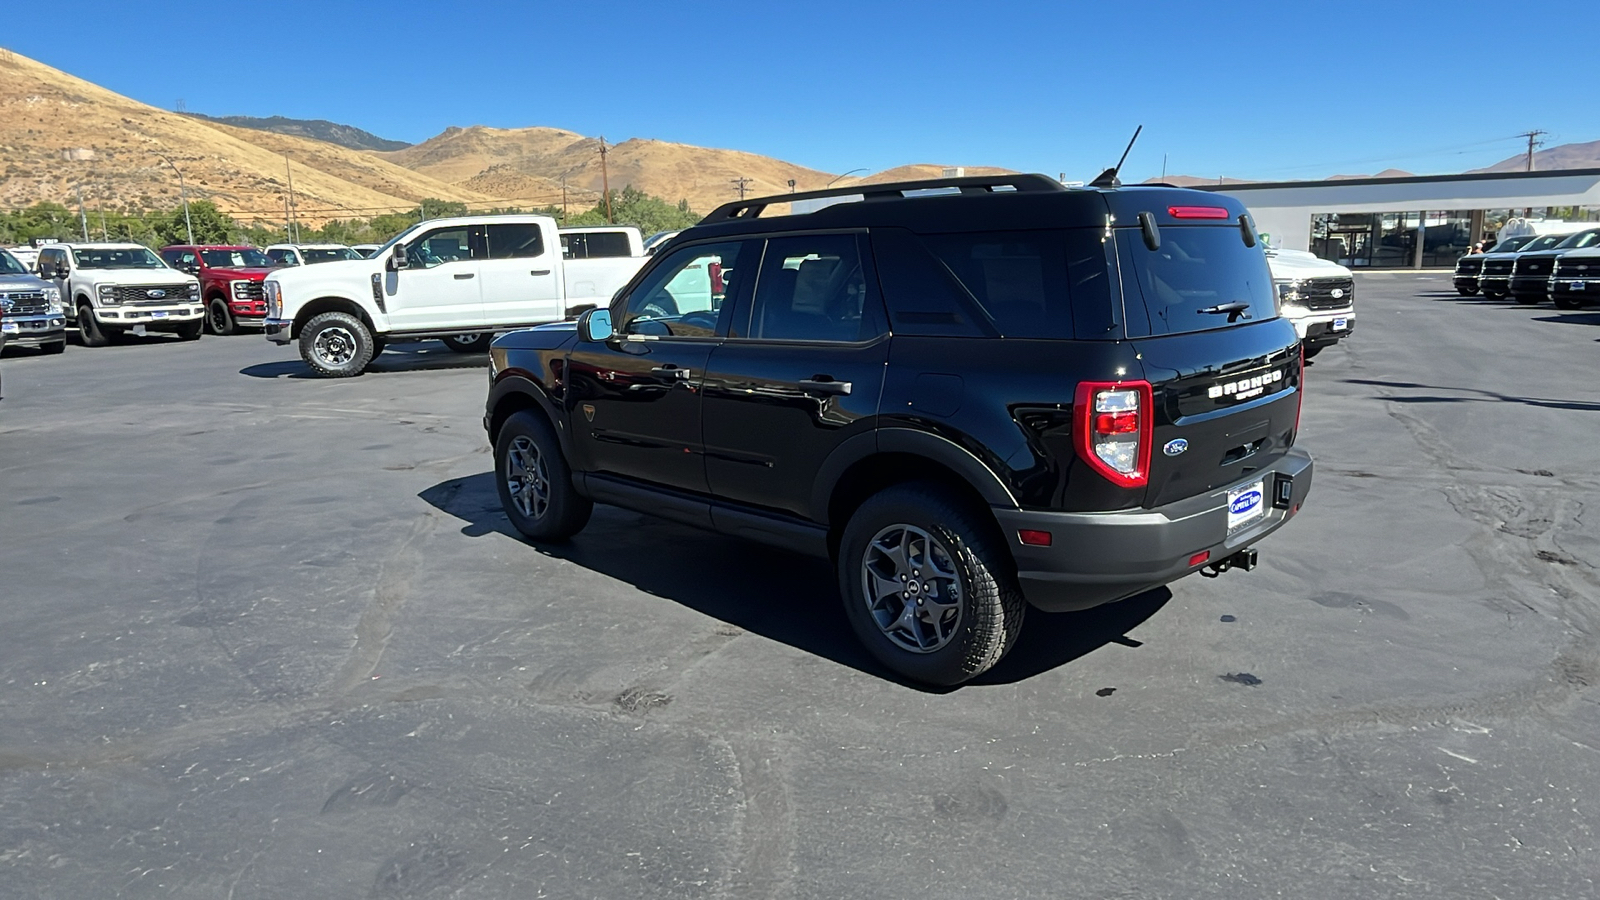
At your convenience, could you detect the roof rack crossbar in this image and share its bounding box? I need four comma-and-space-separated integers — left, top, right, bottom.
700, 173, 1065, 223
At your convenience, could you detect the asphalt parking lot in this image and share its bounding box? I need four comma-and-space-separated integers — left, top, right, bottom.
1, 273, 1597, 899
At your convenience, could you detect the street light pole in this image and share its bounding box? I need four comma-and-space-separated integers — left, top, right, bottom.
156, 152, 194, 245
825, 168, 869, 188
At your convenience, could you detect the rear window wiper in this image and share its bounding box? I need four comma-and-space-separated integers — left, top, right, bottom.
1198, 301, 1253, 322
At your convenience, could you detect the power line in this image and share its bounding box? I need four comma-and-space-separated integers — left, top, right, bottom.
1519, 130, 1549, 172
731, 176, 753, 200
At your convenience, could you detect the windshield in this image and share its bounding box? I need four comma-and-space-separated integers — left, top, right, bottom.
1554, 230, 1600, 251
200, 248, 272, 268
1516, 235, 1565, 253
1492, 235, 1535, 253
0, 250, 29, 276
71, 247, 164, 269
302, 247, 363, 264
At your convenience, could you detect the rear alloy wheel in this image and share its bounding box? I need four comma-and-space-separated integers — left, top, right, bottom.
441, 333, 491, 353
839, 483, 1025, 686
494, 411, 592, 541
299, 311, 374, 377
77, 304, 108, 347
208, 298, 237, 335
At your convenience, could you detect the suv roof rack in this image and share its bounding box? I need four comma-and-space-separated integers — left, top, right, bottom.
701, 173, 1067, 223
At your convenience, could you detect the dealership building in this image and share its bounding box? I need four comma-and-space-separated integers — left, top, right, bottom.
1201, 168, 1600, 268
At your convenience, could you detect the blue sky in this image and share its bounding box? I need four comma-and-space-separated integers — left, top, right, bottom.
11, 0, 1597, 181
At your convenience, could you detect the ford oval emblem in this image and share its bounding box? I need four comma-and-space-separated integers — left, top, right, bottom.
1329, 288, 1344, 299
147, 289, 166, 299
1163, 438, 1189, 457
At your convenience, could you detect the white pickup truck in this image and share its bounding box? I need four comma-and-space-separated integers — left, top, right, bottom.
263, 215, 648, 376
1266, 248, 1356, 359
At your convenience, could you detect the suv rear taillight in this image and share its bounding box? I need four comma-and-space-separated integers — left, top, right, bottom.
1074, 380, 1153, 488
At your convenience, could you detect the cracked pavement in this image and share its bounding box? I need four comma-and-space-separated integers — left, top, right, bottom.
0, 274, 1596, 898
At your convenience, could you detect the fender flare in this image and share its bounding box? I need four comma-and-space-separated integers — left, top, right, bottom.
486, 371, 572, 459
809, 427, 1018, 524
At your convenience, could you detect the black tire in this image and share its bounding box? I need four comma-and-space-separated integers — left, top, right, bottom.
494, 410, 592, 541
1302, 343, 1324, 360
1456, 287, 1478, 296
298, 311, 374, 377
371, 336, 387, 356
1552, 294, 1582, 310
441, 333, 491, 353
41, 340, 65, 355
1512, 293, 1542, 306
1482, 289, 1506, 301
175, 319, 203, 341
208, 298, 237, 335
77, 304, 108, 347
837, 483, 1025, 686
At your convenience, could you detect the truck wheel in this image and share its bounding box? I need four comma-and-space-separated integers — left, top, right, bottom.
1513, 293, 1541, 306
838, 483, 1025, 686
77, 304, 109, 347
41, 340, 65, 355
495, 410, 592, 541
1552, 294, 1581, 310
441, 333, 491, 353
175, 320, 203, 341
208, 298, 237, 335
1456, 287, 1478, 296
1482, 289, 1506, 301
299, 311, 374, 377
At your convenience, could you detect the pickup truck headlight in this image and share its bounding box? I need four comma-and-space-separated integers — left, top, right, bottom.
264, 280, 282, 318
97, 283, 119, 305
1274, 279, 1305, 305
230, 280, 251, 299
187, 282, 201, 298
44, 286, 62, 314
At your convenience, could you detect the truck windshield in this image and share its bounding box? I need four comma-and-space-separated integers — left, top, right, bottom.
1514, 235, 1564, 253
302, 247, 363, 264
201, 248, 273, 268
71, 247, 164, 269
1490, 235, 1535, 253
1553, 230, 1600, 250
0, 250, 28, 276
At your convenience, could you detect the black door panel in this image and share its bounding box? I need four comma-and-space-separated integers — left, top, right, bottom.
565, 338, 715, 494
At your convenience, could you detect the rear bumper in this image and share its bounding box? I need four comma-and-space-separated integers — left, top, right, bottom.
994, 448, 1314, 612
264, 318, 293, 344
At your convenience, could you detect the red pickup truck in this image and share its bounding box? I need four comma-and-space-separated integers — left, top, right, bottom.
158, 245, 277, 335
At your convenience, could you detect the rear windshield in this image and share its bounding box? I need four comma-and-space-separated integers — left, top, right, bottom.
1117, 226, 1277, 337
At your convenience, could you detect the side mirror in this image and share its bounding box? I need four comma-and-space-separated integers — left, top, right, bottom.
577, 307, 614, 343
37, 262, 53, 278
391, 244, 409, 271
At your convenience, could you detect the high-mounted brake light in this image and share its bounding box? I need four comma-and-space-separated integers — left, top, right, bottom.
1168, 205, 1230, 220
1074, 380, 1154, 488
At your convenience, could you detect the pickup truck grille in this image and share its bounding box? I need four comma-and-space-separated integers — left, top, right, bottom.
1300, 277, 1354, 311
1454, 257, 1483, 276
1555, 258, 1600, 277
1, 291, 49, 316
232, 281, 265, 300
113, 284, 193, 305
1481, 259, 1515, 277
1514, 257, 1554, 278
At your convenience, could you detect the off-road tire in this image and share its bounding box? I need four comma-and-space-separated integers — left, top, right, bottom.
175, 319, 203, 341
837, 482, 1025, 686
208, 298, 237, 335
494, 410, 592, 541
299, 311, 374, 377
77, 304, 108, 347
41, 340, 65, 355
441, 333, 491, 353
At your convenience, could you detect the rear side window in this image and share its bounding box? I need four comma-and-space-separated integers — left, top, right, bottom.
562, 231, 633, 259
922, 231, 1074, 338
486, 223, 546, 259
870, 228, 989, 337
1117, 226, 1277, 337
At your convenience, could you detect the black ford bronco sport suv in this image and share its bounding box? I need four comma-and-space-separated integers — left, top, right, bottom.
483, 174, 1313, 685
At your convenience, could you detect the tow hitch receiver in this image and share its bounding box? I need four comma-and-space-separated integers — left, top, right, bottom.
1201, 548, 1259, 578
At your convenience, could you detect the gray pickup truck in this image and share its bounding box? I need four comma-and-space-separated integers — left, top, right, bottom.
0, 248, 66, 354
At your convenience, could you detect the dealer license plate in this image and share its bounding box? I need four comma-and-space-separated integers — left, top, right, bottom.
1332, 318, 1348, 331
151, 310, 168, 318
1228, 481, 1266, 531
1, 322, 17, 333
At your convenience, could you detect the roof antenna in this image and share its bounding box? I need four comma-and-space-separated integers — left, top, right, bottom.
1090, 125, 1143, 188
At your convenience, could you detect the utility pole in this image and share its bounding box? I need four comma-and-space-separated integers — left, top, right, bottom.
75, 185, 88, 241
1519, 130, 1548, 172
1161, 154, 1168, 183
732, 177, 753, 200
598, 137, 613, 224
154, 152, 194, 245
100, 208, 108, 241
284, 195, 292, 242
284, 153, 298, 242
560, 176, 568, 220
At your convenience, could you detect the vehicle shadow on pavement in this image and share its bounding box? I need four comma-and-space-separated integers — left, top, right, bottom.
239, 343, 486, 378
1344, 378, 1600, 412
419, 472, 1169, 691
1532, 312, 1600, 328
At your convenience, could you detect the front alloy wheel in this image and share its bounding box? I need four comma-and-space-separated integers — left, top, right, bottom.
504, 435, 550, 522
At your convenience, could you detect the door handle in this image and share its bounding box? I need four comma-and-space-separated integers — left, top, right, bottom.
453, 272, 476, 280
651, 365, 691, 380
530, 269, 551, 276
799, 378, 852, 396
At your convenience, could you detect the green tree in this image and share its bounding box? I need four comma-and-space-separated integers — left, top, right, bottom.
567, 186, 700, 235
155, 200, 236, 245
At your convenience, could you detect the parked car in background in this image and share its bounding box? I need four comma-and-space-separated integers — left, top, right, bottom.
1453, 234, 1534, 295
159, 245, 276, 335
263, 244, 365, 267
0, 247, 66, 354
1266, 248, 1355, 359
1549, 246, 1600, 309
36, 243, 202, 346
263, 215, 650, 376
1508, 227, 1600, 306
1478, 232, 1573, 300
642, 230, 681, 256
6, 245, 41, 273
352, 244, 382, 257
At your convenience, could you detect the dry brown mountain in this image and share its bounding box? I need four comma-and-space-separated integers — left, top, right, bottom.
0, 50, 484, 224
379, 125, 843, 213
1470, 139, 1600, 174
